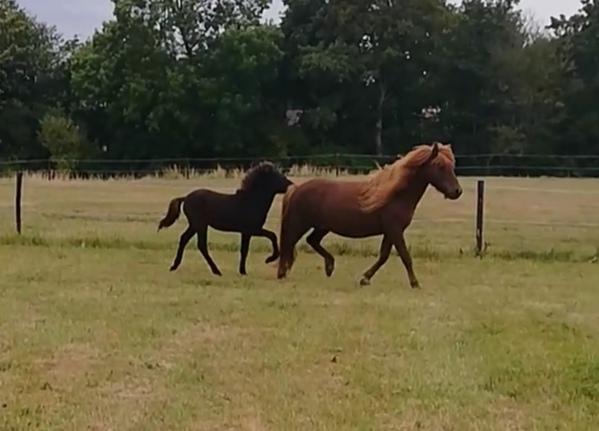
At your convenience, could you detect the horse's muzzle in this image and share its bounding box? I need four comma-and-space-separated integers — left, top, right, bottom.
445, 187, 463, 200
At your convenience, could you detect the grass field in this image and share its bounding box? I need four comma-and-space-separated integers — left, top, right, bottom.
1, 174, 599, 430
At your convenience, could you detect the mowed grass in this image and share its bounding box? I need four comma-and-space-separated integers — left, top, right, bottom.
1, 175, 599, 430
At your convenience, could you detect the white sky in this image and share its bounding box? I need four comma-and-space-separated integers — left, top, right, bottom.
18, 0, 583, 39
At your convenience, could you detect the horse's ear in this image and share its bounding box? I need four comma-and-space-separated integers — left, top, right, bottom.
426, 143, 439, 164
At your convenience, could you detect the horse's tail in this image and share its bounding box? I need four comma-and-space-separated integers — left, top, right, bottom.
277, 185, 298, 279
158, 197, 185, 231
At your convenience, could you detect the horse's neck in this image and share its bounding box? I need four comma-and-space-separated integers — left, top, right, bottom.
397, 176, 429, 211
242, 189, 277, 214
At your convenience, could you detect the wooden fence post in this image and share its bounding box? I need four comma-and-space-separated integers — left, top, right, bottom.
475, 179, 485, 256
15, 171, 23, 235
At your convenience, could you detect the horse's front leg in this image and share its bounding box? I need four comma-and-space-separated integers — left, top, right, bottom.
239, 233, 251, 275
359, 235, 392, 286
256, 228, 279, 264
392, 231, 420, 289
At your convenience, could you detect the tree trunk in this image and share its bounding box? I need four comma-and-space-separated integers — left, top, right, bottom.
375, 80, 386, 156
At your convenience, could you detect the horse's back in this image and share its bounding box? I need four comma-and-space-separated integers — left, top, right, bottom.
287, 178, 382, 237
291, 178, 362, 208
182, 188, 245, 230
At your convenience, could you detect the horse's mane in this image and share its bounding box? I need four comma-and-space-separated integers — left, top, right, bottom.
238, 162, 276, 192
359, 143, 455, 212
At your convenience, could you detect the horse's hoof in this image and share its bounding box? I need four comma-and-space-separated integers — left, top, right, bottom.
359, 277, 371, 287
265, 255, 278, 264
411, 282, 421, 289
169, 266, 178, 272
325, 260, 335, 277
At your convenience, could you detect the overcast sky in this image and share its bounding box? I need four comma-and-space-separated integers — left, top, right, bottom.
18, 0, 583, 39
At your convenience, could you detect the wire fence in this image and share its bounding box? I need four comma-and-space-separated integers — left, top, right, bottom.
2, 153, 599, 178
1, 176, 597, 262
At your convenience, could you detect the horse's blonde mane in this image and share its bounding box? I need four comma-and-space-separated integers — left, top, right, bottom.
359, 143, 455, 212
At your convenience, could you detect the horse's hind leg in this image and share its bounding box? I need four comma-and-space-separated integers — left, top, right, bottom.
359, 236, 392, 286
278, 222, 310, 279
170, 226, 195, 271
256, 228, 279, 264
306, 229, 335, 277
196, 225, 222, 276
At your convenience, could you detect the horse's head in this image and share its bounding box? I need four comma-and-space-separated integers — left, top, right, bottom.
420, 143, 462, 200
240, 162, 293, 195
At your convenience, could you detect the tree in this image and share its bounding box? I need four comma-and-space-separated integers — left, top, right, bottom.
436, 0, 529, 154
0, 0, 63, 158
550, 0, 599, 154
202, 25, 286, 156
69, 14, 174, 158
69, 0, 281, 159
282, 0, 450, 155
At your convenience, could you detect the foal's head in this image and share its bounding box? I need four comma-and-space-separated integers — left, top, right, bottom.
418, 143, 462, 200
239, 162, 293, 195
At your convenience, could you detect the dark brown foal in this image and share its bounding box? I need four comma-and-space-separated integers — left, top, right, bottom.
159, 162, 292, 276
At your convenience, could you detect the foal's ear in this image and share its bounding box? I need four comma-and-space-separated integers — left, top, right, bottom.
426, 143, 439, 164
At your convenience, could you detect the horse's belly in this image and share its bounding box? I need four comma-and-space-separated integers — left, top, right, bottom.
320, 213, 382, 238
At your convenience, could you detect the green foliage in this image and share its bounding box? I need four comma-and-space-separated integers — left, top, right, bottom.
550, 0, 599, 154
38, 112, 94, 169
1, 0, 598, 161
0, 0, 63, 158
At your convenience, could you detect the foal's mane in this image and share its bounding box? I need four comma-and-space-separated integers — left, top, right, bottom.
238, 162, 276, 192
359, 143, 455, 212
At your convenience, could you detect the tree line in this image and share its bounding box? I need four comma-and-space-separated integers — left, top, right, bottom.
1, 0, 599, 163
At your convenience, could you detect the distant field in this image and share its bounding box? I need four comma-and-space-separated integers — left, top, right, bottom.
1, 175, 599, 259
1, 175, 598, 430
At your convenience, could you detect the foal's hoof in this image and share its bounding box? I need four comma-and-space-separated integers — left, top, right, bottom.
325, 260, 335, 277
411, 282, 421, 289
265, 255, 278, 264
359, 277, 371, 287
169, 265, 178, 272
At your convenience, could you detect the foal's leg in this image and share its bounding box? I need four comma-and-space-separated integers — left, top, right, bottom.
359, 236, 392, 286
170, 226, 195, 271
306, 229, 335, 277
391, 232, 420, 289
255, 228, 279, 264
196, 226, 222, 276
239, 233, 251, 275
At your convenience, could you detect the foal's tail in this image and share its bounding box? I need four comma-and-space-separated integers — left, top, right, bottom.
277, 185, 298, 279
158, 197, 185, 231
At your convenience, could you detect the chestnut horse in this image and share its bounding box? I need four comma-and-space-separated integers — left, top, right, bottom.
277, 143, 462, 288
158, 162, 292, 275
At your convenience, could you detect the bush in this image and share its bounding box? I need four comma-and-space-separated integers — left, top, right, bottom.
38, 112, 95, 171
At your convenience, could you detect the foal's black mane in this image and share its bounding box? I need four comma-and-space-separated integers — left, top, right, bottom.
237, 162, 276, 192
